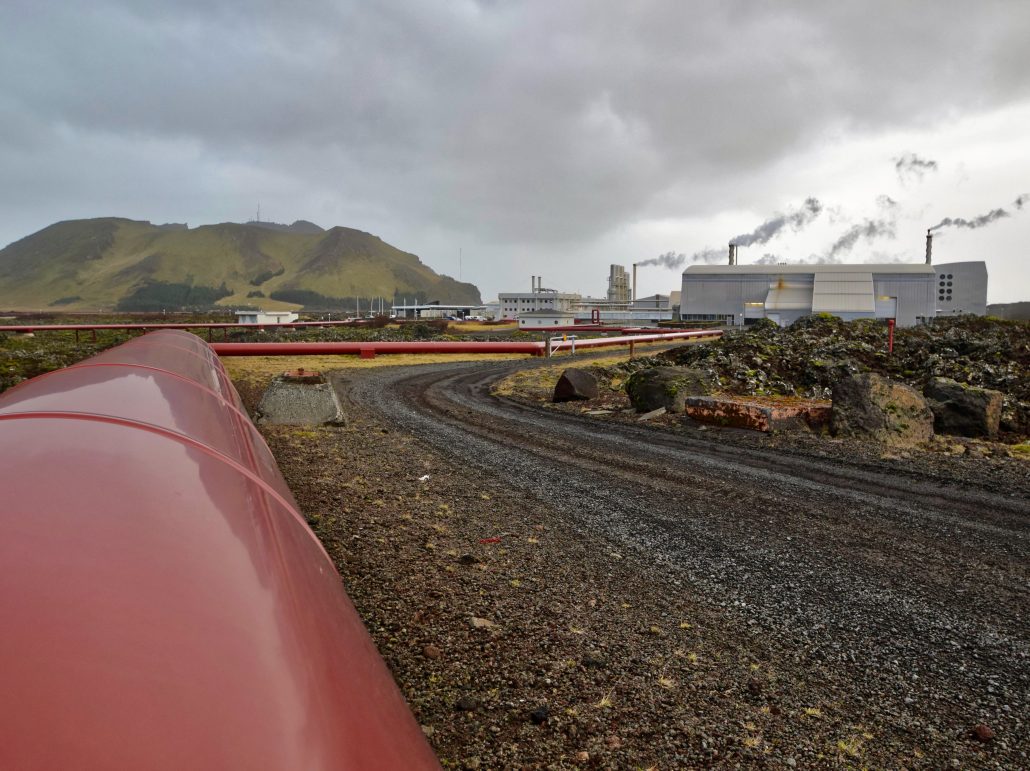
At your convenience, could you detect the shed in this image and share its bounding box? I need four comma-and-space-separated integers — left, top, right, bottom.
235, 310, 299, 325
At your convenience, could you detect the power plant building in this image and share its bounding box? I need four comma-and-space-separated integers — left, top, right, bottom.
680, 261, 987, 327
498, 276, 580, 320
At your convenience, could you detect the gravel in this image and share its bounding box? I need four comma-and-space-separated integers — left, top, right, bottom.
247, 359, 1029, 769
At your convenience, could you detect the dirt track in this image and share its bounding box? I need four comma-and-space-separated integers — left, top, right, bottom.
265, 358, 1029, 768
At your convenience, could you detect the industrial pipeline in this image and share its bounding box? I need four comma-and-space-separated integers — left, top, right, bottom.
210, 329, 720, 358
0, 330, 439, 770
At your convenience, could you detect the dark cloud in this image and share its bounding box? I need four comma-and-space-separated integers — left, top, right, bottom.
730, 198, 823, 247
0, 0, 1029, 254
893, 153, 939, 182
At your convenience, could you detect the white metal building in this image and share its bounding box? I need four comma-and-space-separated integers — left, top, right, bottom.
516, 310, 576, 329
235, 310, 298, 325
933, 261, 988, 316
680, 261, 987, 327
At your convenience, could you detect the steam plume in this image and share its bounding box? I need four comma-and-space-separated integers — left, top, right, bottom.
894, 153, 938, 182
729, 197, 823, 247
930, 194, 1029, 231
828, 218, 897, 258
637, 248, 723, 269
929, 208, 1008, 232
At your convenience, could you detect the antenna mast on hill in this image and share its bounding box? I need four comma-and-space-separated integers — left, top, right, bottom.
256, 203, 261, 223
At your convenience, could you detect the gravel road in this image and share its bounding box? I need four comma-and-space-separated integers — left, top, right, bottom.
261, 359, 1029, 768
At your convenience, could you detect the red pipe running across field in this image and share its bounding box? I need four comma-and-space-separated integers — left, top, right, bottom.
530, 325, 665, 333
210, 330, 720, 357
212, 340, 544, 356
558, 330, 720, 349
0, 330, 439, 770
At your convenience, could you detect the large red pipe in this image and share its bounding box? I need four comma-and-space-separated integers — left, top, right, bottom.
212, 340, 545, 356
0, 330, 439, 770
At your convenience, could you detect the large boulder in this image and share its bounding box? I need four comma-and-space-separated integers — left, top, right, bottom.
553, 368, 599, 402
923, 377, 1003, 439
625, 366, 717, 413
830, 372, 933, 447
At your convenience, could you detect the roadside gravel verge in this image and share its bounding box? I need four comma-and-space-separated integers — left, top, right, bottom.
242, 359, 1028, 768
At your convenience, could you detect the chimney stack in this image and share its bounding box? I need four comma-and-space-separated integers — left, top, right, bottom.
531, 275, 536, 293
925, 231, 933, 265
632, 263, 637, 302
728, 243, 737, 265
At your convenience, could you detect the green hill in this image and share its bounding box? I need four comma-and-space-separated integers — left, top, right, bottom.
0, 218, 481, 311
988, 302, 1030, 321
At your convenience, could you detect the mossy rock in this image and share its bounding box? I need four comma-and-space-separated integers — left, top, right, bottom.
625, 366, 717, 413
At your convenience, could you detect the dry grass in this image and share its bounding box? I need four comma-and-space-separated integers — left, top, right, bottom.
447, 321, 518, 333
491, 340, 695, 398
220, 352, 529, 387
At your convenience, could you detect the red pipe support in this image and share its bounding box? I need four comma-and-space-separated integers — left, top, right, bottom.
0, 330, 439, 770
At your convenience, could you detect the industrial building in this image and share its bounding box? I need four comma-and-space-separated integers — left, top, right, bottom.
498, 269, 678, 324
679, 240, 987, 327
392, 302, 487, 319
607, 264, 631, 303
932, 261, 988, 316
516, 309, 576, 329
235, 310, 299, 325
498, 276, 580, 320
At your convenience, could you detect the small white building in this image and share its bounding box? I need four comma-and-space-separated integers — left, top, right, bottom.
517, 310, 576, 329
235, 310, 299, 325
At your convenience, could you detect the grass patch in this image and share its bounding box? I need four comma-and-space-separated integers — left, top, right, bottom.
491, 340, 705, 399
221, 352, 529, 388
448, 321, 518, 333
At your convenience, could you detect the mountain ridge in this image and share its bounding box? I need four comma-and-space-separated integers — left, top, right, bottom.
0, 217, 480, 311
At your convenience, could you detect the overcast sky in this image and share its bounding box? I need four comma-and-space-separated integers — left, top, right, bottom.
2, 1, 1028, 302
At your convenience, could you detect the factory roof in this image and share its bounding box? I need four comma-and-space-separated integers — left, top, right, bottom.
684, 263, 935, 275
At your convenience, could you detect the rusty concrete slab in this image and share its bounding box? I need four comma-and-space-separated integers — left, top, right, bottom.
684, 396, 831, 433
